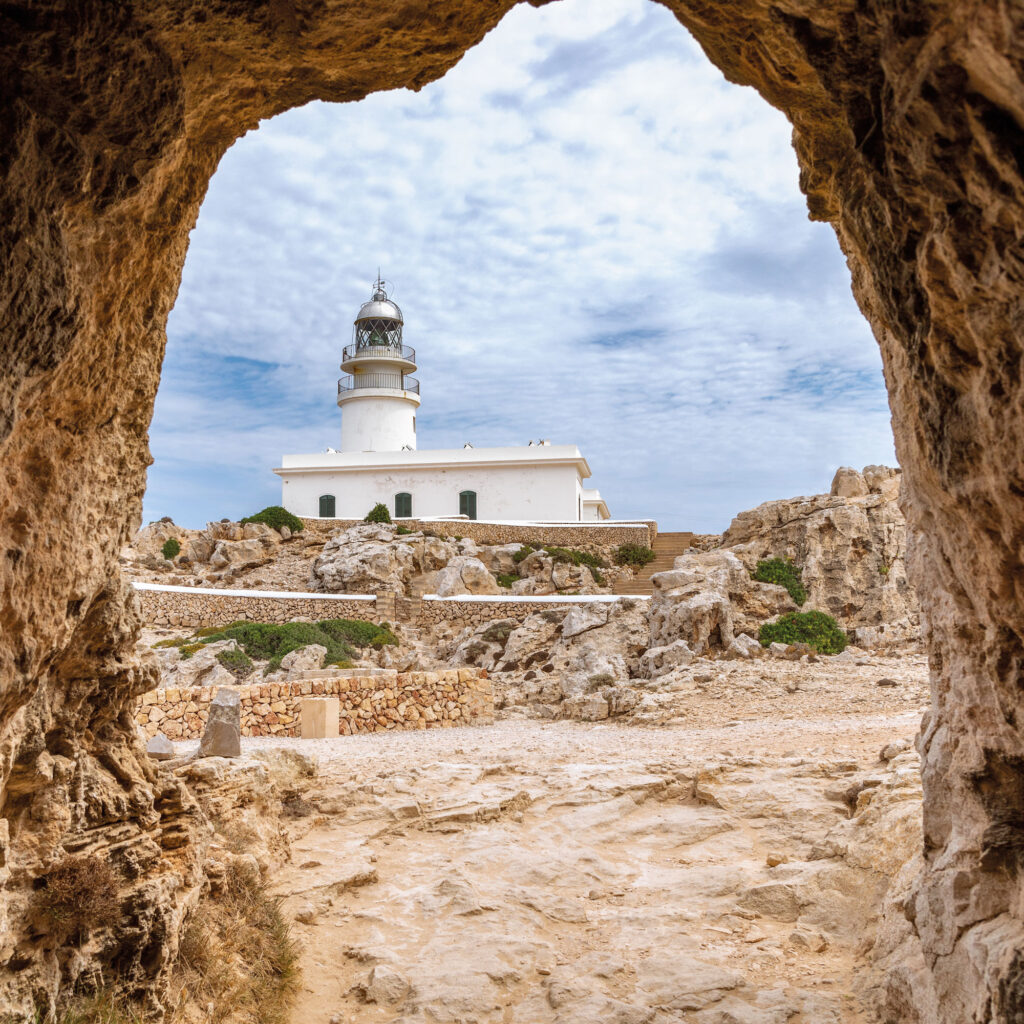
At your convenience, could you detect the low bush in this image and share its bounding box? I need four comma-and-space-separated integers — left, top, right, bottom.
512, 544, 535, 563
759, 611, 847, 654
481, 621, 515, 644
615, 544, 655, 567
161, 537, 181, 560
36, 855, 120, 943
193, 619, 398, 672
216, 646, 255, 680
752, 558, 807, 606
543, 545, 605, 570
396, 525, 413, 535
495, 572, 517, 589
240, 505, 304, 534
363, 502, 391, 524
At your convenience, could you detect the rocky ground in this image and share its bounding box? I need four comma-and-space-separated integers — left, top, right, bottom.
209, 678, 926, 1024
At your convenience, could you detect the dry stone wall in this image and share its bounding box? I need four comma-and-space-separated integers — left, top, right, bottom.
299, 517, 656, 548
134, 583, 380, 629
137, 668, 492, 739
417, 595, 649, 629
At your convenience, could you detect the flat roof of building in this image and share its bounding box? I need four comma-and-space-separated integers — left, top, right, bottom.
275, 444, 592, 478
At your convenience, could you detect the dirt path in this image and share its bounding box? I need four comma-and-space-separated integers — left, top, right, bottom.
257, 705, 924, 1024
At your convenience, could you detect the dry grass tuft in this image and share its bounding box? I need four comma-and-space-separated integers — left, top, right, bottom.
169, 860, 300, 1024
35, 855, 119, 944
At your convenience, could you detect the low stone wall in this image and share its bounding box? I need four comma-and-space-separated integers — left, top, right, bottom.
137, 668, 493, 739
299, 517, 657, 548
134, 582, 379, 629
417, 594, 650, 628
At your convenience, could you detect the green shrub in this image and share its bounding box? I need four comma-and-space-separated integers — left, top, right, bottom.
161, 537, 181, 560
481, 621, 516, 644
512, 544, 535, 563
396, 525, 413, 535
495, 572, 517, 589
240, 505, 304, 534
615, 544, 655, 567
193, 619, 398, 672
216, 646, 255, 680
542, 545, 605, 570
364, 503, 391, 524
591, 568, 605, 587
752, 558, 807, 606
759, 611, 847, 654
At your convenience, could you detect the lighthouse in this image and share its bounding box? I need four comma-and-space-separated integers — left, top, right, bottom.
337, 277, 420, 452
276, 278, 611, 522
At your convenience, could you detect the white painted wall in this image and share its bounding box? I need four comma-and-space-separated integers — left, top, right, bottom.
279, 460, 583, 521
339, 390, 418, 452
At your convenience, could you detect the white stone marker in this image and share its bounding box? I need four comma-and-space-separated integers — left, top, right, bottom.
301, 697, 340, 739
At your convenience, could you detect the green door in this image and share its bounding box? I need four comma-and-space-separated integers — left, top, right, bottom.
459, 490, 477, 520
319, 494, 336, 518
395, 492, 412, 518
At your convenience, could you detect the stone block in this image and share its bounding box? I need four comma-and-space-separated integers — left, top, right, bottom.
301, 697, 340, 739
198, 686, 241, 758
147, 732, 174, 760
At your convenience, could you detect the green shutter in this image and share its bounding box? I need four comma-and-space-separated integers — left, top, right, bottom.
459, 490, 477, 520
395, 492, 412, 518
319, 494, 336, 518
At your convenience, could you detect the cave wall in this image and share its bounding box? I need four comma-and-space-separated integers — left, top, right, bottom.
1, 0, 1023, 1018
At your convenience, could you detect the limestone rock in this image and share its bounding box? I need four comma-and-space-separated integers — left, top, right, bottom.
726, 633, 763, 660
640, 639, 695, 678
648, 550, 794, 654
199, 687, 242, 758
722, 469, 916, 634
365, 964, 411, 1005
312, 523, 419, 594
279, 644, 327, 677
830, 466, 869, 498
157, 640, 240, 690
147, 731, 174, 760
433, 555, 502, 596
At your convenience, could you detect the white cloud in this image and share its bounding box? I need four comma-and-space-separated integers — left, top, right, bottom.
149, 0, 894, 532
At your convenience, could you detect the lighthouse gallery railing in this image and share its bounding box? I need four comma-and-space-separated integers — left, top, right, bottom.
338, 374, 420, 395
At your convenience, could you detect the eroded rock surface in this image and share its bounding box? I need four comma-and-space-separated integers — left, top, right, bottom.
258, 712, 923, 1024
722, 466, 916, 640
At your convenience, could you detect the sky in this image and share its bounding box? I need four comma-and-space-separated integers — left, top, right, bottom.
146, 0, 896, 534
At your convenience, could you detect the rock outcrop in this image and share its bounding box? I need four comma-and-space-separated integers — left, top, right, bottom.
722, 465, 916, 641
3, 3, 1024, 1018
648, 550, 796, 654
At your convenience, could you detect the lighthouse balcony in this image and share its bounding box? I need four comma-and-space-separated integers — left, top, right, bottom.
338, 373, 420, 397
341, 343, 416, 372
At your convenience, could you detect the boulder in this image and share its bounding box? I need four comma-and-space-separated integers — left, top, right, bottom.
280, 644, 327, 677
365, 964, 411, 1005
725, 632, 763, 660
648, 550, 793, 654
147, 732, 174, 760
312, 523, 418, 594
157, 640, 240, 690
640, 639, 695, 678
198, 687, 241, 758
209, 537, 271, 570
433, 555, 501, 596
830, 466, 870, 497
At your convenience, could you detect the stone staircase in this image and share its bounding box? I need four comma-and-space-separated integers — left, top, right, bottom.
612, 531, 695, 596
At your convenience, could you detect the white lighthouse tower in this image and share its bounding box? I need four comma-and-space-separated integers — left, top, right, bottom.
337, 277, 420, 452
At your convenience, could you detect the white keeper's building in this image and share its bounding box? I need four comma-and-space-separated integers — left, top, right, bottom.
275, 280, 610, 523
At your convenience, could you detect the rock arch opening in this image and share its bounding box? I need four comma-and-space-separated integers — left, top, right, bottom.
2, 2, 1023, 1020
